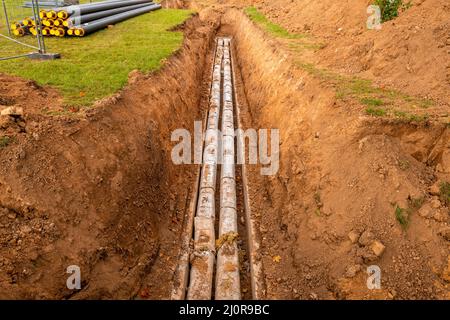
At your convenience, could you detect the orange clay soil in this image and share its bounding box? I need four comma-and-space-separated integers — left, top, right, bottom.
251, 0, 450, 105
222, 8, 449, 299
0, 1, 449, 300
0, 13, 220, 299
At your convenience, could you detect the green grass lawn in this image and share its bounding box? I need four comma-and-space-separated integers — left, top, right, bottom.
0, 8, 193, 107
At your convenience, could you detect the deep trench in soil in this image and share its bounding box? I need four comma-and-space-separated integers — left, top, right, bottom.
0, 6, 449, 300
147, 11, 449, 300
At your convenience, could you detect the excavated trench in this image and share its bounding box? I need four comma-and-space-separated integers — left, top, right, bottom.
0, 6, 449, 300
165, 8, 448, 300
162, 8, 449, 300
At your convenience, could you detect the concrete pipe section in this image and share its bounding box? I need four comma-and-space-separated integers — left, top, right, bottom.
184, 37, 241, 300
185, 38, 223, 300
215, 38, 241, 300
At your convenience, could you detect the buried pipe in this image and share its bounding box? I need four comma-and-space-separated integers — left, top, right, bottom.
215, 37, 241, 301
73, 3, 161, 36
186, 38, 224, 300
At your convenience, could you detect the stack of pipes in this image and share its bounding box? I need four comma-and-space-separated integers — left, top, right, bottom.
11, 0, 161, 37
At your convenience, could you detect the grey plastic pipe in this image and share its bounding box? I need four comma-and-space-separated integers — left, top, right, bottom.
65, 2, 150, 26
74, 3, 161, 36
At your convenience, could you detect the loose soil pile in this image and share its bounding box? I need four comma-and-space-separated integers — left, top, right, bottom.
252, 0, 450, 104
222, 6, 450, 299
0, 13, 219, 299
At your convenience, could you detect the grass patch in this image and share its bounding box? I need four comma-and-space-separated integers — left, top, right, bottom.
394, 196, 423, 230
365, 107, 386, 117
393, 110, 429, 123
244, 7, 304, 39
394, 206, 409, 229
440, 182, 450, 206
288, 41, 325, 52
361, 97, 384, 107
247, 6, 436, 122
0, 9, 193, 107
374, 0, 411, 22
246, 6, 438, 123
408, 196, 424, 210
313, 192, 323, 216
314, 192, 322, 206
0, 136, 12, 148
296, 62, 436, 121
342, 78, 379, 96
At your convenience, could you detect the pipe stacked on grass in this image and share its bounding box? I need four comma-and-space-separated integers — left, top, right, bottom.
12, 0, 160, 37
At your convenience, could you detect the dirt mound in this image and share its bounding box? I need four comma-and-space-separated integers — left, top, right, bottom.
223, 8, 449, 299
252, 0, 450, 104
0, 75, 62, 115
0, 13, 219, 299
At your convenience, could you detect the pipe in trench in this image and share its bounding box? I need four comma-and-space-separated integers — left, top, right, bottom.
186, 38, 224, 300
215, 37, 241, 300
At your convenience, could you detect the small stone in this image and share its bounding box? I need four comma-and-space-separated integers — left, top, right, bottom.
20, 225, 32, 233
17, 149, 26, 160
370, 240, 385, 257
348, 230, 359, 244
29, 252, 39, 261
429, 183, 441, 196
345, 264, 361, 278
7, 213, 16, 220
358, 230, 374, 246
389, 289, 397, 298
430, 199, 441, 209
418, 204, 432, 218
0, 106, 23, 117
0, 115, 15, 129
433, 210, 447, 222
360, 249, 378, 263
